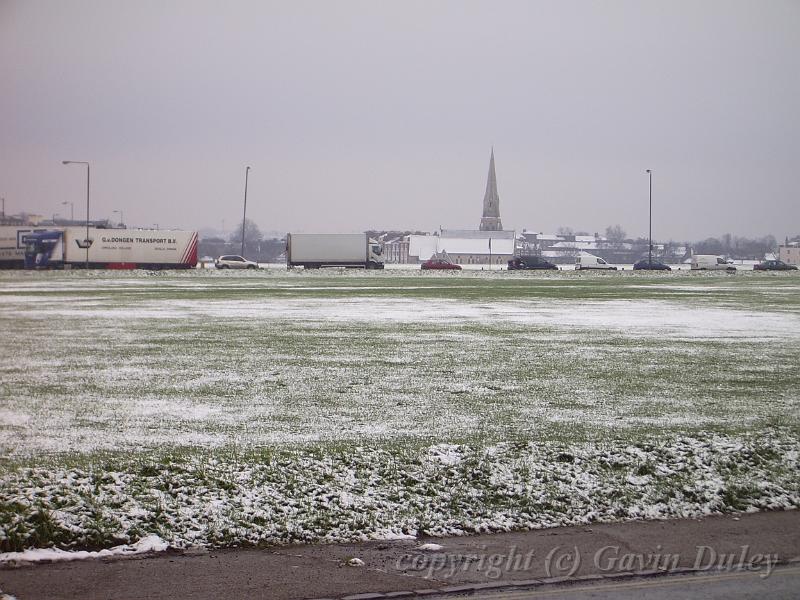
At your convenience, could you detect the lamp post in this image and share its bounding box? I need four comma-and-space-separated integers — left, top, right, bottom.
241, 166, 251, 257
62, 160, 90, 269
646, 169, 653, 266
61, 201, 74, 221
113, 210, 124, 228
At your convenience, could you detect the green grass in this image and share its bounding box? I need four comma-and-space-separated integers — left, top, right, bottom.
0, 268, 798, 470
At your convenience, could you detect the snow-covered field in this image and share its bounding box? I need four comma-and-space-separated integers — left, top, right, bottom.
0, 269, 798, 556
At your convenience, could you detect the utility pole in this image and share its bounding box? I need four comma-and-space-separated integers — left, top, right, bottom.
63, 160, 91, 269
241, 166, 251, 257
646, 169, 653, 265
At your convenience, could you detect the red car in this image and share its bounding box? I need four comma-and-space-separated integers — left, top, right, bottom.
421, 257, 462, 270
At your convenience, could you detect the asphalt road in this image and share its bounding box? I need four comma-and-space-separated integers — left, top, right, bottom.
438, 564, 800, 600
1, 511, 798, 600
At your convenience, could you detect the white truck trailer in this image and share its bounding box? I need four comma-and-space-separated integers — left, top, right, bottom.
286, 233, 384, 269
0, 225, 32, 268
15, 226, 198, 269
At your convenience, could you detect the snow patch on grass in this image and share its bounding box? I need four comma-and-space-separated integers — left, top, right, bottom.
1, 432, 797, 555
0, 535, 168, 564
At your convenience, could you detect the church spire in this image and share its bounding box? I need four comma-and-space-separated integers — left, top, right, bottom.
479, 148, 503, 231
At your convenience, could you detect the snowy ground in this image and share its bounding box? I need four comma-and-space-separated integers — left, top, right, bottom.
0, 269, 798, 554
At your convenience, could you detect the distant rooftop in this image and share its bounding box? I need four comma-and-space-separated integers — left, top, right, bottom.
441, 229, 515, 240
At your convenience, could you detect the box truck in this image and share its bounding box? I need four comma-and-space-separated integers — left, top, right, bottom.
18, 227, 198, 269
286, 233, 384, 269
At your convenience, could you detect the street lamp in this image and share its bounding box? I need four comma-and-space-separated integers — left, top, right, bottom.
646, 169, 653, 266
113, 210, 124, 228
62, 160, 91, 269
241, 166, 251, 257
61, 201, 74, 221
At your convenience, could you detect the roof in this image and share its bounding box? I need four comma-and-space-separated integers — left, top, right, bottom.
481, 149, 500, 219
440, 229, 515, 240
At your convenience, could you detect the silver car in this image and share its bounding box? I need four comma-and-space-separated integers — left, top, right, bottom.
214, 255, 259, 269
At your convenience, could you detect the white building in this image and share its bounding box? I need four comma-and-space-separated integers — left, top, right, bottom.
409, 230, 516, 265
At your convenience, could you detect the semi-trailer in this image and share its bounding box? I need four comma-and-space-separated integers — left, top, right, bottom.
4, 226, 198, 269
0, 226, 32, 268
286, 233, 384, 269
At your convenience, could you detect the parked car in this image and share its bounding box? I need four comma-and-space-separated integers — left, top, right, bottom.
421, 257, 462, 270
508, 255, 558, 270
214, 255, 259, 269
690, 255, 736, 271
575, 253, 617, 270
753, 259, 798, 271
633, 258, 672, 271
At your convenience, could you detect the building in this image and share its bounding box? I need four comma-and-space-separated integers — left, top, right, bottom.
518, 230, 688, 264
479, 148, 503, 232
383, 235, 411, 263
0, 213, 42, 226
408, 229, 516, 265
406, 150, 517, 265
779, 243, 800, 265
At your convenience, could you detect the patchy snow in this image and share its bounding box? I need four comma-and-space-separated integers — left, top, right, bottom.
0, 433, 797, 554
4, 294, 797, 341
0, 535, 168, 564
0, 410, 30, 427
369, 530, 416, 541
1, 271, 798, 555
417, 543, 444, 551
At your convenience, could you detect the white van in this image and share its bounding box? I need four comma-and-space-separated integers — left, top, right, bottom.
691, 255, 737, 271
575, 253, 617, 270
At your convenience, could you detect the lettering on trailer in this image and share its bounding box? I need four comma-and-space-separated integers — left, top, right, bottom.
101, 236, 177, 244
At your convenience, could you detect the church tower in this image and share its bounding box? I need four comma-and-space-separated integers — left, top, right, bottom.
479, 148, 503, 231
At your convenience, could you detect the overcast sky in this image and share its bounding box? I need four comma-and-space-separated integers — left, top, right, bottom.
2, 0, 798, 240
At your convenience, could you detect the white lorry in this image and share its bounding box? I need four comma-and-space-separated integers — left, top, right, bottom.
575, 253, 617, 270
691, 255, 737, 271
0, 225, 32, 268
13, 226, 198, 269
286, 233, 384, 269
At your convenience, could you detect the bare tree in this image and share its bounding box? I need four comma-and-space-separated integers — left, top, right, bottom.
229, 219, 263, 245
605, 224, 626, 242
